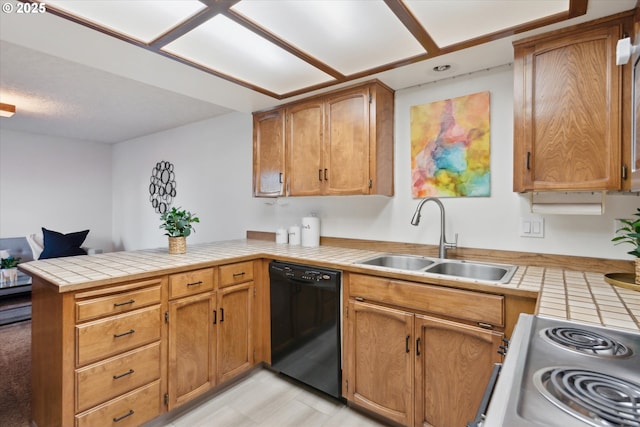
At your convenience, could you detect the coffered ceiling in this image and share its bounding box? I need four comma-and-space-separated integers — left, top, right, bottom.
0, 0, 637, 143
37, 0, 588, 98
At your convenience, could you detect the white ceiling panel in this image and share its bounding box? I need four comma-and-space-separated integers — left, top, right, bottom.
231, 0, 426, 75
45, 0, 205, 43
405, 0, 571, 47
163, 15, 335, 95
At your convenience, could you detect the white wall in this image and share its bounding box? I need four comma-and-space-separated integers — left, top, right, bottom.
112, 112, 254, 251
0, 128, 113, 252
112, 64, 639, 260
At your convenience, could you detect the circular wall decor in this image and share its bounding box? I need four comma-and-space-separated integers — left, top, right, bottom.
149, 161, 176, 213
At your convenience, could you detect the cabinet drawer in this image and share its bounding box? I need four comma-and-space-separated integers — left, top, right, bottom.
75, 380, 161, 427
219, 261, 254, 287
169, 268, 215, 299
76, 305, 162, 366
349, 274, 503, 327
76, 342, 161, 412
76, 285, 161, 322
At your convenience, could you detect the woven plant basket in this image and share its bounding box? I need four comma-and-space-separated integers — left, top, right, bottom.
168, 236, 186, 255
636, 258, 640, 285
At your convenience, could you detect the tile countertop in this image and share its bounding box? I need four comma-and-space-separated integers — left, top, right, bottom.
18, 239, 640, 332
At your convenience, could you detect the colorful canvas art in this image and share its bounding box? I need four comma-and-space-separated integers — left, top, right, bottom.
411, 91, 491, 197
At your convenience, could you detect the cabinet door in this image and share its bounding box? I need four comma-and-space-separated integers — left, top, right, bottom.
288, 100, 324, 196
414, 315, 503, 427
324, 87, 371, 195
346, 300, 414, 426
253, 109, 286, 197
167, 292, 216, 410
217, 282, 253, 383
514, 24, 622, 191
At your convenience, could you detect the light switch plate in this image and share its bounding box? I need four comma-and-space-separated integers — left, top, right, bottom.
520, 216, 544, 238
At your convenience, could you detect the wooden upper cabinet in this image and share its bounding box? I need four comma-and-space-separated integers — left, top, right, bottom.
513, 14, 633, 192
288, 100, 324, 196
253, 109, 286, 197
324, 88, 371, 195
253, 80, 394, 197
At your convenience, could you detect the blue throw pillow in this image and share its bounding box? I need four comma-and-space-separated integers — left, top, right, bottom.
39, 228, 89, 260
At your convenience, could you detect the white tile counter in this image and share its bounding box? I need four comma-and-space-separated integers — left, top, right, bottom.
19, 239, 640, 331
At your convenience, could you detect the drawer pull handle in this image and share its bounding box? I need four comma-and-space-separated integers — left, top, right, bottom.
187, 280, 203, 287
113, 299, 135, 307
232, 272, 245, 277
113, 409, 134, 422
114, 329, 135, 338
113, 369, 134, 380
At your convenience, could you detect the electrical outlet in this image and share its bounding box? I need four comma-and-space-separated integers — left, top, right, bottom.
520, 216, 544, 238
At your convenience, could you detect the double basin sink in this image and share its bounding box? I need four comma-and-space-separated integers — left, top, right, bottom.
354, 254, 518, 284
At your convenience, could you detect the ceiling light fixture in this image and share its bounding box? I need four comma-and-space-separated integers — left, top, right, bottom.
0, 103, 16, 118
433, 64, 451, 72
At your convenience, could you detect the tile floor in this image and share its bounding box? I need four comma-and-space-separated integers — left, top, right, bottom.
155, 368, 390, 427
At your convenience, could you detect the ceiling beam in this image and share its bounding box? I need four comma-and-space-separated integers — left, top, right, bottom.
568, 0, 589, 18
149, 2, 239, 48
383, 0, 439, 55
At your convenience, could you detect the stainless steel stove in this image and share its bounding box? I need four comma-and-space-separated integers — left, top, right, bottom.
483, 314, 640, 426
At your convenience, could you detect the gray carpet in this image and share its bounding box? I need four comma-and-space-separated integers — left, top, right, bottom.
0, 320, 31, 427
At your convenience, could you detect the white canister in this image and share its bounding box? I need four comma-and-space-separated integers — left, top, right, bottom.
301, 217, 320, 247
275, 227, 288, 244
288, 225, 301, 245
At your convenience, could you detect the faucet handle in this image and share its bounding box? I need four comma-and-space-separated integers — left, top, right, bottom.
446, 233, 458, 249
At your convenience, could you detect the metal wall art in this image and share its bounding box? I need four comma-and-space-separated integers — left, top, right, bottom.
149, 161, 176, 214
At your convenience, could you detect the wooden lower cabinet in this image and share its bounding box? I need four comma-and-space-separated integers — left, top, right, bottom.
167, 266, 255, 410
346, 300, 414, 426
415, 316, 503, 427
217, 282, 254, 383
31, 261, 262, 427
345, 274, 505, 427
167, 291, 217, 410
75, 380, 162, 427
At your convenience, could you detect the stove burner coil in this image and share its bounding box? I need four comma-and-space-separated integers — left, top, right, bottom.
534, 367, 640, 426
542, 327, 631, 357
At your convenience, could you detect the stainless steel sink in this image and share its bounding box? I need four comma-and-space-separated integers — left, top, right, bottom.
423, 260, 517, 283
354, 254, 517, 283
355, 254, 436, 271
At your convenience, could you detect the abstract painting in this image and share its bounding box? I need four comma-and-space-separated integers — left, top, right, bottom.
411, 91, 491, 197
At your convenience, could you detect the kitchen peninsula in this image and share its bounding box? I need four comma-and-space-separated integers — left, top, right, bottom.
19, 239, 640, 427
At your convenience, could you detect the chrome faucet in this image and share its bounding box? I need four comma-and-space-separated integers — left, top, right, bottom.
410, 197, 458, 259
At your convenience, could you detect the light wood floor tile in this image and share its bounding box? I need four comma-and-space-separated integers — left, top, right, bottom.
158, 369, 389, 427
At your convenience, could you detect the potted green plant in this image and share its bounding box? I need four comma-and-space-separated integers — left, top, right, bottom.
1, 255, 21, 284
159, 207, 200, 254
612, 207, 640, 285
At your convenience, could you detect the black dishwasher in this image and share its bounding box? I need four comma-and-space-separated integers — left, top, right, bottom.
269, 261, 342, 399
